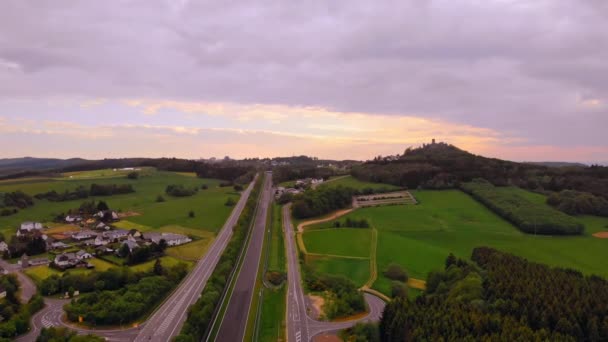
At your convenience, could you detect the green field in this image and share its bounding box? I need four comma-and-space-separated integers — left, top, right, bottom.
305, 189, 608, 296
319, 175, 401, 192
0, 169, 239, 237
303, 228, 371, 258
268, 203, 286, 272
307, 255, 370, 287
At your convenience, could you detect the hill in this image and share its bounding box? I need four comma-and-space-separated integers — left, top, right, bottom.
351, 142, 608, 199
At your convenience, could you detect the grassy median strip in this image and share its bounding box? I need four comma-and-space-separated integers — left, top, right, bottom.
175, 176, 263, 341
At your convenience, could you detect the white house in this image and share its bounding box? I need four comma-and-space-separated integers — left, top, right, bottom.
16, 222, 43, 237
142, 232, 191, 246
121, 240, 140, 253
103, 229, 129, 241
65, 215, 82, 223
94, 235, 110, 246
0, 241, 8, 253
0, 287, 6, 299
76, 250, 92, 260
72, 230, 97, 241
54, 253, 78, 267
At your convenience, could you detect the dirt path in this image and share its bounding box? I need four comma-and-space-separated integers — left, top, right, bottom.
297, 208, 354, 232
592, 231, 608, 239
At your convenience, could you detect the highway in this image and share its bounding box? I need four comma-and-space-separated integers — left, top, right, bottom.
134, 177, 256, 342
214, 172, 273, 342
283, 204, 386, 342
17, 178, 256, 342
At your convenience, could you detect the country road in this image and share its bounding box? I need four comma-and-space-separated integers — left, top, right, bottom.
16, 177, 256, 342
215, 172, 273, 342
283, 204, 386, 342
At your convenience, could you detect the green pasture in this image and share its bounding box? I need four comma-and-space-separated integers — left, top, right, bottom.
0, 169, 240, 236
305, 189, 608, 296
302, 228, 371, 258
307, 255, 370, 287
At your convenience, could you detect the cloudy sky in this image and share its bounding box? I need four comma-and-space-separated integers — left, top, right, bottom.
0, 0, 606, 162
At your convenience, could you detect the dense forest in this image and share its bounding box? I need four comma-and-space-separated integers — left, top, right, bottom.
379, 248, 608, 341
461, 179, 584, 235
272, 165, 337, 184
177, 176, 262, 341
351, 142, 608, 199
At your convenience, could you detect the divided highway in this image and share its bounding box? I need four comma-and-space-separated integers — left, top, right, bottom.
134, 178, 257, 342
284, 204, 386, 342
214, 172, 273, 342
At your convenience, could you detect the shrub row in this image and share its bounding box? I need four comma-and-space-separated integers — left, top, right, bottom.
461, 179, 584, 235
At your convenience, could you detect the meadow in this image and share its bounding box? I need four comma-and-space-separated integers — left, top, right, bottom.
303, 189, 608, 296
0, 168, 240, 237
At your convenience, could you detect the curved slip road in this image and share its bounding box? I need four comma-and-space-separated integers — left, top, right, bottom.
214, 172, 273, 342
284, 204, 386, 342
16, 178, 256, 342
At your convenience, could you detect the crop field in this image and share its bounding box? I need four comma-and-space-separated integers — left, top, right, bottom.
0, 169, 240, 237
305, 189, 608, 296
319, 175, 401, 192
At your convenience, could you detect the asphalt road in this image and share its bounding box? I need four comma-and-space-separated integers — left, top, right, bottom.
283, 204, 386, 342
134, 178, 256, 342
215, 172, 273, 342
16, 178, 256, 342
0, 259, 36, 303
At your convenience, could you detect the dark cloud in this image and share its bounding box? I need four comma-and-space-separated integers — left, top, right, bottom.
0, 0, 606, 149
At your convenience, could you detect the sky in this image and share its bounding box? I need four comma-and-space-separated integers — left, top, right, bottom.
0, 0, 606, 162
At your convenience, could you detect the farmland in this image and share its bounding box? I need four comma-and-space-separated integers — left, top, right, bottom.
0, 168, 240, 237
303, 188, 608, 296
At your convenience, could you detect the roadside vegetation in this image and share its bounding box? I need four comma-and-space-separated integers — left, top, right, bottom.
380, 248, 608, 341
0, 275, 44, 339
36, 327, 104, 342
256, 203, 287, 342
176, 176, 262, 341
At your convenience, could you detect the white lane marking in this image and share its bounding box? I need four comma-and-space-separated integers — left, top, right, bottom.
295, 330, 302, 342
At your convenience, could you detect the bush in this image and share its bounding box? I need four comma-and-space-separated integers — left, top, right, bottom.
461, 179, 584, 235
156, 195, 165, 202
224, 198, 236, 207
166, 184, 198, 197
0, 208, 17, 216
265, 271, 286, 286
188, 210, 195, 218
391, 281, 408, 298
292, 186, 356, 219
233, 184, 244, 191
201, 184, 208, 190
383, 263, 408, 282
127, 172, 139, 179
547, 190, 608, 216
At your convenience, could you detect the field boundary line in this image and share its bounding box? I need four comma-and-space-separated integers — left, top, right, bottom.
361, 226, 378, 290
305, 252, 370, 260
296, 208, 355, 232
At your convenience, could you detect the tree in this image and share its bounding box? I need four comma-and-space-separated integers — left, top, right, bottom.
383, 263, 408, 282
188, 210, 195, 218
225, 197, 236, 206
96, 201, 109, 211
446, 253, 457, 269
118, 243, 130, 258
390, 281, 408, 298
153, 258, 164, 276
156, 195, 165, 203
127, 172, 139, 180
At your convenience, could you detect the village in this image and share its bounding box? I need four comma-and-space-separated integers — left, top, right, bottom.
1, 208, 193, 273
274, 177, 324, 199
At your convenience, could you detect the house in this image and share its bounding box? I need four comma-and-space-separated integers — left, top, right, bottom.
128, 229, 142, 238
0, 241, 8, 253
50, 241, 70, 250
95, 246, 114, 255
95, 210, 119, 221
94, 235, 110, 246
95, 222, 110, 231
71, 230, 97, 241
65, 215, 82, 223
76, 250, 92, 260
0, 266, 8, 275
29, 257, 50, 266
18, 254, 29, 267
102, 229, 129, 241
142, 232, 192, 246
0, 287, 6, 299
16, 222, 43, 237
54, 253, 78, 268
121, 240, 140, 253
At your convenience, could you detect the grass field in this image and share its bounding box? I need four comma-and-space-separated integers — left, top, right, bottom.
303, 228, 371, 258
307, 255, 370, 287
318, 175, 401, 192
305, 189, 608, 296
129, 255, 193, 273
0, 169, 239, 237
268, 203, 286, 272
24, 257, 118, 283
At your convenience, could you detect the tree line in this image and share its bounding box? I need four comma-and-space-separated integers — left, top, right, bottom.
291, 186, 356, 219
461, 179, 584, 235
547, 190, 608, 217
35, 183, 134, 202
176, 175, 262, 341
0, 275, 44, 339
379, 248, 608, 341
